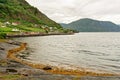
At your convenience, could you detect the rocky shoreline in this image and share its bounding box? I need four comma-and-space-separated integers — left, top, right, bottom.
0, 40, 120, 80
7, 32, 74, 38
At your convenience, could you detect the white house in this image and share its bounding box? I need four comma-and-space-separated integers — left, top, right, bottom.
4, 21, 11, 25
12, 28, 20, 32
12, 23, 18, 26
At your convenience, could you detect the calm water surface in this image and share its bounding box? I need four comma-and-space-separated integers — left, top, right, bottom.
14, 33, 120, 74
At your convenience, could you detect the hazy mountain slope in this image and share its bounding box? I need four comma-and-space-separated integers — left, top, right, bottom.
61, 18, 120, 32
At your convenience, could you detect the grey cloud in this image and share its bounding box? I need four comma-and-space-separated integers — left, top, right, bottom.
26, 0, 120, 24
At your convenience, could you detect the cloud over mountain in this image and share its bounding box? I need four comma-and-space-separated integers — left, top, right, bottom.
26, 0, 120, 24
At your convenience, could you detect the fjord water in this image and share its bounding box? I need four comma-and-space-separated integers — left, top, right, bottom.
15, 33, 120, 74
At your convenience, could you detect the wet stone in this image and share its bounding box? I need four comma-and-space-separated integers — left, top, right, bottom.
43, 66, 52, 70
6, 68, 18, 73
0, 47, 5, 50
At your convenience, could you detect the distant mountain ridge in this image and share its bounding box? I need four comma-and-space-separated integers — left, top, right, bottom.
61, 18, 120, 32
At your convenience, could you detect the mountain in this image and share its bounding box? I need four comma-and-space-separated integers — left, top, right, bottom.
61, 18, 120, 32
0, 0, 68, 33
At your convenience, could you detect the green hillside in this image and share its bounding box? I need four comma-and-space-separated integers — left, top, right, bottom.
0, 0, 61, 28
61, 18, 120, 32
0, 0, 73, 38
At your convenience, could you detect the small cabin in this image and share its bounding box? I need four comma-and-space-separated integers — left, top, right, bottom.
12, 22, 20, 26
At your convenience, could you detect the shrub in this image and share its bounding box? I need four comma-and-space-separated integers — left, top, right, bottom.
0, 33, 7, 39
0, 0, 7, 3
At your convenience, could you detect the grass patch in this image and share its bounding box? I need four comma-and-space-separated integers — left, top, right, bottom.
8, 25, 45, 32
0, 33, 7, 39
0, 27, 12, 32
0, 39, 6, 42
1, 74, 22, 80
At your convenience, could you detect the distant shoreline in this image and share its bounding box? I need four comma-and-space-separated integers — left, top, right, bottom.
6, 32, 74, 38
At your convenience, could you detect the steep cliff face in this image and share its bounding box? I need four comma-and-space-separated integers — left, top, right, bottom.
0, 0, 61, 28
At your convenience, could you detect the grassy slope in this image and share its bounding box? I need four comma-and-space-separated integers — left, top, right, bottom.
0, 0, 73, 34
0, 0, 61, 28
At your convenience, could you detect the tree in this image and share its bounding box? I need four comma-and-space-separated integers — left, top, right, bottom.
0, 0, 7, 3
0, 22, 3, 27
0, 33, 7, 39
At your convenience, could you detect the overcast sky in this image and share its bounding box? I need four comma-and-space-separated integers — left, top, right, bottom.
26, 0, 120, 24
